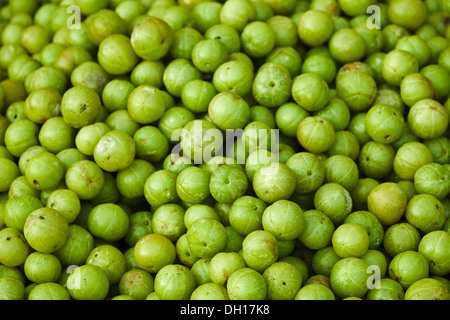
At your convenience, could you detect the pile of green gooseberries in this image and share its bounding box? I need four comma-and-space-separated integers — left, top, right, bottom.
0, 0, 450, 301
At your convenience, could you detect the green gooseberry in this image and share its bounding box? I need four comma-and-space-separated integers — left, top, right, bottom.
46, 189, 80, 224
208, 251, 246, 285
53, 224, 94, 266
396, 35, 431, 68
262, 199, 304, 241
314, 99, 351, 132
23, 207, 69, 253
336, 71, 377, 113
389, 251, 429, 289
405, 194, 446, 233
252, 62, 292, 108
133, 126, 169, 163
133, 233, 176, 273
65, 160, 105, 200
291, 73, 329, 112
3, 194, 43, 231
152, 203, 186, 242
295, 283, 335, 300
344, 210, 384, 250
408, 99, 448, 140
102, 79, 135, 112
127, 84, 167, 125
190, 283, 229, 300
240, 21, 276, 58
205, 23, 241, 54
297, 209, 335, 250
184, 204, 220, 231
365, 104, 405, 144
158, 106, 196, 142
191, 2, 222, 34
87, 203, 129, 242
0, 158, 20, 193
382, 49, 419, 87
367, 182, 408, 225
24, 87, 61, 124
263, 261, 303, 300
418, 230, 450, 276
329, 28, 365, 64
286, 152, 325, 194
296, 116, 335, 154
154, 264, 196, 300
28, 283, 70, 300
181, 80, 217, 114
124, 211, 153, 247
7, 176, 40, 199
163, 58, 202, 98
227, 267, 267, 300
143, 169, 178, 208
176, 233, 200, 267
211, 59, 254, 99
228, 195, 267, 236
75, 123, 110, 157
323, 155, 359, 191
414, 163, 450, 200
241, 230, 278, 273
98, 34, 138, 75
176, 166, 210, 204
66, 265, 109, 300
4, 119, 39, 158
358, 141, 395, 179
0, 276, 25, 300
191, 39, 229, 73
252, 162, 296, 204
393, 141, 435, 180
423, 136, 450, 165
0, 227, 30, 267
130, 17, 173, 61
131, 60, 165, 88
314, 182, 353, 225
387, 0, 427, 30
25, 151, 64, 191
330, 257, 370, 298
366, 278, 405, 300
311, 246, 341, 278
93, 130, 135, 172
24, 252, 61, 284
208, 91, 251, 130
297, 10, 334, 47
86, 244, 126, 285
186, 218, 227, 259
38, 117, 75, 154
70, 62, 109, 96
404, 278, 449, 300
118, 268, 155, 300
209, 165, 248, 204
332, 223, 370, 258
60, 85, 101, 129
265, 46, 303, 78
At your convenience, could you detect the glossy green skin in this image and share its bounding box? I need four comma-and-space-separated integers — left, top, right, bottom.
344, 211, 384, 250
66, 265, 110, 300
365, 104, 404, 144
330, 257, 370, 298
152, 203, 186, 242
60, 85, 101, 129
366, 278, 405, 300
240, 21, 276, 58
388, 0, 428, 30
229, 195, 267, 236
131, 17, 173, 61
332, 223, 370, 258
297, 10, 334, 47
0, 227, 30, 267
191, 39, 229, 73
291, 73, 329, 112
24, 88, 61, 124
393, 142, 435, 180
263, 261, 303, 300
298, 209, 335, 250
227, 267, 267, 300
208, 92, 251, 130
87, 203, 129, 242
24, 252, 61, 284
329, 28, 365, 64
418, 230, 450, 276
143, 169, 178, 208
23, 207, 69, 254
275, 102, 309, 137
252, 62, 292, 108
186, 218, 227, 259
314, 182, 353, 225
286, 152, 325, 194
4, 195, 43, 231
102, 79, 135, 112
296, 116, 335, 153
405, 278, 450, 300
176, 166, 210, 204
295, 283, 335, 300
209, 165, 248, 204
163, 58, 202, 98
28, 283, 70, 300
0, 158, 20, 193
407, 99, 449, 140
253, 162, 296, 204
93, 130, 135, 172
389, 251, 429, 289
358, 141, 395, 179
181, 80, 216, 113
262, 200, 304, 241
405, 194, 446, 233
367, 182, 408, 226
208, 252, 246, 285
0, 276, 25, 300
98, 34, 138, 75
53, 224, 94, 266
38, 116, 75, 154
46, 189, 81, 224
86, 244, 127, 285
154, 264, 196, 300
323, 155, 359, 191
382, 49, 419, 87
118, 269, 155, 300
124, 211, 153, 247
133, 233, 176, 273
127, 85, 167, 125
70, 62, 109, 96
336, 71, 377, 113
315, 98, 351, 132
414, 163, 450, 200
133, 126, 169, 163
191, 283, 229, 300
65, 160, 105, 200
4, 119, 39, 157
